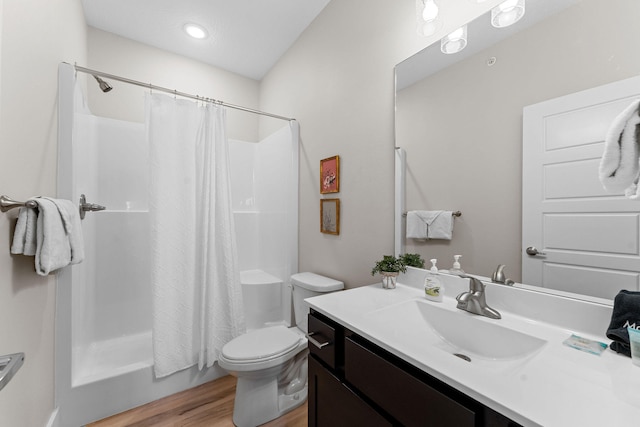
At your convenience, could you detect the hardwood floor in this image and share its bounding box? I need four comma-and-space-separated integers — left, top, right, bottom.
87, 375, 308, 427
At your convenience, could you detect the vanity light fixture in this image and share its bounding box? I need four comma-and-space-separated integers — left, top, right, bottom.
183, 23, 209, 39
491, 0, 525, 28
440, 25, 467, 54
416, 0, 443, 37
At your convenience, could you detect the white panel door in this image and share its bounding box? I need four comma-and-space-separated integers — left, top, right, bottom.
522, 76, 640, 300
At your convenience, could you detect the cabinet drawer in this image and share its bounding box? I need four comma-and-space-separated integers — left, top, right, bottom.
345, 336, 477, 427
308, 312, 338, 370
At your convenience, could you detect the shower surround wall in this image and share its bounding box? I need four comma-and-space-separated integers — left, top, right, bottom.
229, 122, 298, 329
230, 124, 299, 328
54, 63, 298, 426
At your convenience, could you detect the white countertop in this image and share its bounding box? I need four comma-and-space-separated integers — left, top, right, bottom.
305, 270, 640, 427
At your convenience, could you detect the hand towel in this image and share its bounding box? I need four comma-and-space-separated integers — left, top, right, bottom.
428, 210, 454, 240
406, 210, 454, 240
606, 290, 640, 357
599, 99, 640, 198
623, 177, 640, 200
11, 205, 37, 256
406, 211, 429, 238
42, 197, 85, 264
20, 197, 85, 276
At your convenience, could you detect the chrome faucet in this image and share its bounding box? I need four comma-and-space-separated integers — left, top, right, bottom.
456, 275, 501, 319
491, 264, 515, 286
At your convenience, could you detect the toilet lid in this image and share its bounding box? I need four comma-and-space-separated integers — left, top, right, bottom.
222, 326, 302, 362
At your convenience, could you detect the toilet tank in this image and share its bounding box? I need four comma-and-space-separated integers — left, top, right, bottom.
291, 272, 344, 333
241, 270, 284, 331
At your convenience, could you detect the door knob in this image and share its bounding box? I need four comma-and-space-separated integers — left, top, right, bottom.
526, 246, 546, 256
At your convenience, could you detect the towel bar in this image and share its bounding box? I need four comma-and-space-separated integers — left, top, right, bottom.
1, 194, 107, 219
79, 194, 106, 219
0, 195, 37, 212
402, 210, 462, 217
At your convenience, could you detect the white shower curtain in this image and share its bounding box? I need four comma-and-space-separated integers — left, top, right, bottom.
146, 94, 245, 378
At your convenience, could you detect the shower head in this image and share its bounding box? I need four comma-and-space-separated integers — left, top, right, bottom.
93, 75, 113, 93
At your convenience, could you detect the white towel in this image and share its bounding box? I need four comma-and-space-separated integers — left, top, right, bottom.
599, 99, 640, 199
42, 197, 84, 265
11, 197, 84, 275
11, 205, 37, 256
406, 210, 454, 240
428, 210, 454, 240
406, 211, 429, 238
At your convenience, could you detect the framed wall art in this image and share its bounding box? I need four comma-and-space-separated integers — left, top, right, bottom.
320, 198, 340, 235
320, 155, 340, 194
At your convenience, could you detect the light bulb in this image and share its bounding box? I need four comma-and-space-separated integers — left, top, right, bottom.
449, 27, 464, 39
421, 22, 438, 36
497, 0, 519, 12
422, 0, 439, 22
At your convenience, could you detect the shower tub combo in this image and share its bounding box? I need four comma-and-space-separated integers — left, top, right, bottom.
53, 63, 298, 426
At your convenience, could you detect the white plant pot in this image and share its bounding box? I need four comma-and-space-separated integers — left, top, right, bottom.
380, 272, 399, 289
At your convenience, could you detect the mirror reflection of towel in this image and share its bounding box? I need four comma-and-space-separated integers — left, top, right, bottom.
599, 99, 640, 199
406, 210, 453, 240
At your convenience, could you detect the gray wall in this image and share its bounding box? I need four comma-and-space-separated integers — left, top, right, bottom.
86, 28, 261, 142
258, 0, 503, 288
0, 0, 86, 425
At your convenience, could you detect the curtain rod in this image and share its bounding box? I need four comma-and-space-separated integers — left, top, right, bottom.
70, 63, 295, 122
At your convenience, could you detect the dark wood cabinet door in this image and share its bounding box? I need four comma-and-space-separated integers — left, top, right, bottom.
345, 337, 477, 427
308, 356, 391, 427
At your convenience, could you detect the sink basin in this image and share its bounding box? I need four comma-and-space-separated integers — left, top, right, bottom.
366, 299, 546, 360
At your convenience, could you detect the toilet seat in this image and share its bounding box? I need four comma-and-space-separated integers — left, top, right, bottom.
221, 326, 303, 364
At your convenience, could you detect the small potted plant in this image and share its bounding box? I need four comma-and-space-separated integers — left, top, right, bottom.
371, 255, 407, 289
400, 253, 425, 269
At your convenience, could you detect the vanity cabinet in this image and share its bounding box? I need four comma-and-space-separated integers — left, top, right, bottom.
308, 309, 522, 427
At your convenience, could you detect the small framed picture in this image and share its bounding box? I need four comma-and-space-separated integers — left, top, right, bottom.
320, 198, 340, 235
320, 155, 340, 194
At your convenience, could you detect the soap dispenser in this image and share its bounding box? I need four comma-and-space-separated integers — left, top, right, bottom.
424, 259, 444, 302
449, 255, 465, 275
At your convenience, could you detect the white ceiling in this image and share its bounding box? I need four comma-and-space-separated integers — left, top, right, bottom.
81, 0, 331, 81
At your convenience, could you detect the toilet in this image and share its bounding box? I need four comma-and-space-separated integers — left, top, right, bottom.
218, 271, 343, 427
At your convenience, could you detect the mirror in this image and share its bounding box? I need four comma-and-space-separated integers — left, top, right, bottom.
395, 0, 640, 302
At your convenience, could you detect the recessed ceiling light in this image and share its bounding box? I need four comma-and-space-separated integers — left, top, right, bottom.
184, 23, 208, 39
